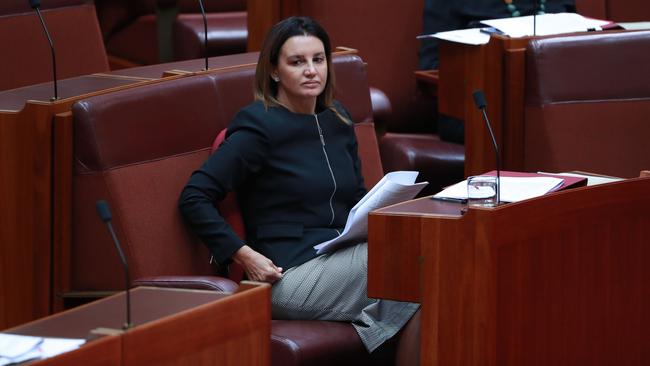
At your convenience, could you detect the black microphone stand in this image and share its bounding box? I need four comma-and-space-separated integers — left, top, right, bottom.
106, 219, 132, 330
198, 0, 209, 71
533, 0, 539, 36
96, 200, 132, 330
479, 107, 501, 205
472, 90, 501, 205
33, 5, 58, 100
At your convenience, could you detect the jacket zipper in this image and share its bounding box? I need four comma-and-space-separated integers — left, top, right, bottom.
315, 114, 337, 226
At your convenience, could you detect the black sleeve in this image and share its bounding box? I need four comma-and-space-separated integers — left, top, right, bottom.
178, 108, 270, 265
335, 101, 368, 203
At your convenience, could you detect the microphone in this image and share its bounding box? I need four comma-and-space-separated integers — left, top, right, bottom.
533, 0, 538, 36
198, 0, 209, 70
28, 0, 58, 101
96, 200, 133, 330
472, 90, 501, 205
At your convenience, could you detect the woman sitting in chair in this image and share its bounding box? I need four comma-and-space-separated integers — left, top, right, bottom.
179, 16, 419, 353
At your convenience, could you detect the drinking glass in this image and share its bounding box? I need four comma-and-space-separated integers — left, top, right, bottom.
467, 175, 498, 207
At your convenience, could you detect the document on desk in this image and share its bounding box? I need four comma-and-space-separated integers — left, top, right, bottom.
418, 28, 491, 45
480, 13, 611, 38
433, 176, 564, 203
0, 333, 85, 365
314, 171, 428, 255
539, 171, 623, 186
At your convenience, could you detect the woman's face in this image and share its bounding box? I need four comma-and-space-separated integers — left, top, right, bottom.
272, 35, 327, 113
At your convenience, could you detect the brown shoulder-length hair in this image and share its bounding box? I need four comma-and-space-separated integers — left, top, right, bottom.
255, 17, 348, 122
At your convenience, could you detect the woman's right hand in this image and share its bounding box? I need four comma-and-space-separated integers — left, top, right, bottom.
233, 245, 283, 283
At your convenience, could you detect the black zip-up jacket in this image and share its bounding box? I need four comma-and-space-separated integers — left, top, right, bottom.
179, 100, 367, 270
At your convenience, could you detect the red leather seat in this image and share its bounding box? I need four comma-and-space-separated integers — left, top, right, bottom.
0, 0, 109, 90
523, 30, 650, 178
96, 0, 247, 66
369, 79, 465, 196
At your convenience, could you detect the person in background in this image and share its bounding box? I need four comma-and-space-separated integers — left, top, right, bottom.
179, 16, 419, 357
419, 0, 576, 143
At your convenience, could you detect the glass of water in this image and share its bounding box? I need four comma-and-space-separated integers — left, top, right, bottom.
467, 175, 498, 207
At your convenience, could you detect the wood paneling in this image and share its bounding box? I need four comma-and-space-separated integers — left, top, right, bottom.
369, 178, 650, 365
1, 102, 61, 328
439, 36, 536, 177
8, 285, 271, 366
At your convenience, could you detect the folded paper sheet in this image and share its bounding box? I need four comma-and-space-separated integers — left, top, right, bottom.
314, 171, 427, 254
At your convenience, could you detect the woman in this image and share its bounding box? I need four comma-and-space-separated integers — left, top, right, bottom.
179, 16, 418, 353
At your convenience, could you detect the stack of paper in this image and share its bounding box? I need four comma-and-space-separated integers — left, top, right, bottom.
314, 171, 428, 254
539, 171, 623, 186
419, 13, 612, 45
0, 333, 85, 365
419, 28, 491, 45
481, 12, 612, 37
433, 176, 564, 203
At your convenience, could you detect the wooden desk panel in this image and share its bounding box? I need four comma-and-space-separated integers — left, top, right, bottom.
123, 285, 270, 366
107, 52, 260, 79
6, 285, 271, 366
369, 178, 650, 365
438, 36, 529, 177
0, 75, 152, 329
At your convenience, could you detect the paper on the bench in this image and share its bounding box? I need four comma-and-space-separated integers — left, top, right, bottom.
481, 13, 611, 38
433, 176, 564, 203
419, 28, 491, 45
0, 333, 85, 365
314, 171, 428, 255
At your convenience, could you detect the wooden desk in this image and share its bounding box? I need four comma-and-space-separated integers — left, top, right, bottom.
6, 285, 271, 366
368, 178, 650, 365
0, 75, 154, 329
438, 35, 530, 177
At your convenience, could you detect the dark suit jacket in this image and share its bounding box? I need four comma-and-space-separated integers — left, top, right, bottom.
179, 100, 366, 270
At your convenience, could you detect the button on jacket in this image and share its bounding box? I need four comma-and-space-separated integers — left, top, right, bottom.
179, 100, 367, 270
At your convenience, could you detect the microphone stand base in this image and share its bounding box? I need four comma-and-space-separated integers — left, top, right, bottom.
86, 327, 125, 342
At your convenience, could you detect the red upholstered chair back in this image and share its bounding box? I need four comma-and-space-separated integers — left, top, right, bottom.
575, 0, 650, 22
0, 1, 109, 91
71, 74, 226, 291
524, 31, 650, 178
133, 0, 245, 14
97, 0, 247, 66
0, 0, 88, 15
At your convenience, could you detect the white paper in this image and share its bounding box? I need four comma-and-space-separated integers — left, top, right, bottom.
481, 13, 611, 38
0, 333, 85, 365
314, 171, 428, 254
617, 22, 650, 31
419, 28, 491, 45
538, 171, 623, 186
39, 338, 86, 358
434, 176, 563, 203
0, 334, 42, 359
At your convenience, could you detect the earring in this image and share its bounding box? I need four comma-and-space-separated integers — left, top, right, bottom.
272, 76, 280, 82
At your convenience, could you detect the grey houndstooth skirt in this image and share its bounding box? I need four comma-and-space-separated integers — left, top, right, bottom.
271, 242, 420, 353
